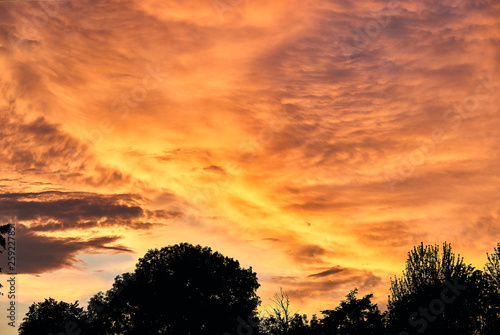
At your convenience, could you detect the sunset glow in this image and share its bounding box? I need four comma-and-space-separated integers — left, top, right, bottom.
0, 0, 499, 332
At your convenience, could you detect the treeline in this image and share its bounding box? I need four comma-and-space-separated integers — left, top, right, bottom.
18, 242, 500, 334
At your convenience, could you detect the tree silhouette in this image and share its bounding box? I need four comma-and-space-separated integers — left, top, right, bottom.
288, 314, 314, 335
260, 289, 315, 335
0, 223, 13, 253
0, 223, 13, 280
320, 288, 384, 335
387, 242, 485, 334
482, 243, 500, 334
86, 243, 261, 334
19, 298, 85, 335
86, 272, 135, 334
261, 287, 296, 335
18, 241, 500, 335
485, 243, 500, 287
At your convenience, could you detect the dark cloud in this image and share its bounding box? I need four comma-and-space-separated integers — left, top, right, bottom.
144, 209, 183, 220
0, 109, 132, 188
0, 191, 181, 231
0, 189, 184, 274
262, 237, 280, 242
289, 244, 328, 263
0, 224, 132, 274
203, 165, 227, 175
273, 264, 383, 303
354, 220, 428, 249
309, 265, 345, 278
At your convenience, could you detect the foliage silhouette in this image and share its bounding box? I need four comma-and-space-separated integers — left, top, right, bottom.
86, 243, 261, 334
17, 241, 500, 335
320, 288, 384, 335
18, 298, 84, 335
0, 223, 13, 284
288, 314, 314, 335
387, 242, 485, 335
261, 287, 296, 335
482, 243, 500, 334
0, 223, 13, 252
260, 288, 316, 335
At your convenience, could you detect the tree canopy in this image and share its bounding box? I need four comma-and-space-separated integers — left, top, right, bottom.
86, 243, 261, 334
19, 298, 84, 335
320, 288, 384, 335
482, 243, 500, 334
387, 242, 486, 334
18, 241, 500, 335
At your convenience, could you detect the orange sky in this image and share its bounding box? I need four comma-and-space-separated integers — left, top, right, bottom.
0, 0, 500, 332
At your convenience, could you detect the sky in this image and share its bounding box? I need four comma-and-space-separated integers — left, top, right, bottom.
0, 0, 499, 332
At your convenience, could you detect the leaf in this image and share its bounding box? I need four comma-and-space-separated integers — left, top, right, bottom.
0, 224, 12, 235
0, 235, 5, 252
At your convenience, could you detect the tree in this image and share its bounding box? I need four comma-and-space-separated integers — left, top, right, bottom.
19, 298, 85, 335
288, 313, 313, 335
86, 273, 136, 334
260, 288, 314, 335
86, 243, 261, 334
482, 243, 500, 334
309, 314, 320, 333
261, 287, 295, 335
387, 242, 485, 335
0, 223, 13, 284
320, 288, 384, 335
485, 243, 500, 287
0, 223, 13, 253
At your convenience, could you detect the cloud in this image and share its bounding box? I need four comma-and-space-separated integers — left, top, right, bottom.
0, 108, 133, 189
288, 244, 329, 263
272, 264, 383, 304
203, 165, 227, 175
0, 0, 499, 318
0, 190, 184, 275
0, 191, 182, 231
309, 266, 345, 278
0, 224, 132, 274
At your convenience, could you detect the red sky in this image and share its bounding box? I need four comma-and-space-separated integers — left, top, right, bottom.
0, 0, 499, 332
